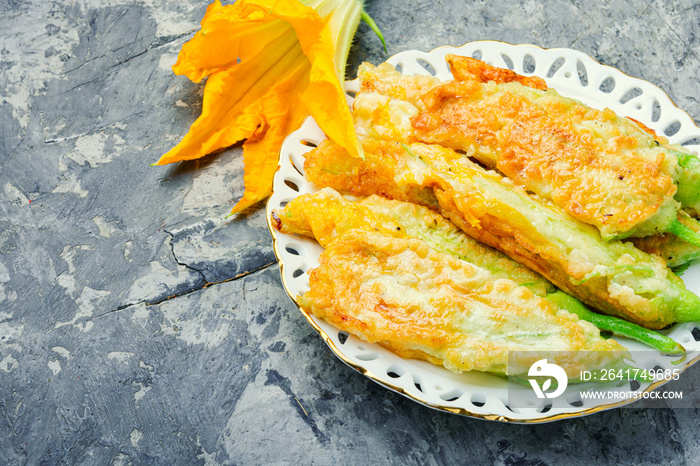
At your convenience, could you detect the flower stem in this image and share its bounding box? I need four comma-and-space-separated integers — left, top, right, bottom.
361, 10, 387, 53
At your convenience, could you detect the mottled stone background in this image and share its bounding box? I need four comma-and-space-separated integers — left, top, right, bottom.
1, 0, 699, 464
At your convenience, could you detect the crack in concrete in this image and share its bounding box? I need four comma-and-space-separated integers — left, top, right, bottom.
85, 260, 277, 325
59, 31, 192, 96
89, 301, 144, 322
43, 111, 145, 145
85, 227, 278, 322
63, 31, 192, 76
105, 48, 150, 74
150, 32, 195, 49
0, 137, 23, 172
60, 72, 112, 95
145, 260, 278, 306
161, 227, 208, 282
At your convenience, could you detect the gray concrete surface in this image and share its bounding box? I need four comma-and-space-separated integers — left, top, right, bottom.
1, 0, 699, 463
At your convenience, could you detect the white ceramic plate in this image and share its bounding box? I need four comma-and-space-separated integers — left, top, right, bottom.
266, 41, 700, 422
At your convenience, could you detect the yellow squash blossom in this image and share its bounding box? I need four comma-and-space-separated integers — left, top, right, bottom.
155, 0, 382, 214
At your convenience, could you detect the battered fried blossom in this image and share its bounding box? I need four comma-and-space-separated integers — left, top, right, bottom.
274, 189, 685, 356
298, 229, 625, 377
303, 137, 700, 329
354, 56, 700, 242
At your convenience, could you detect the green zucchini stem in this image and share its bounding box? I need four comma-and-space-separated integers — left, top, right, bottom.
547, 291, 687, 363
668, 218, 700, 248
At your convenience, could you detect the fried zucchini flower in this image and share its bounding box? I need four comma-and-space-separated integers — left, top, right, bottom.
272, 188, 685, 356
353, 57, 700, 246
303, 138, 700, 329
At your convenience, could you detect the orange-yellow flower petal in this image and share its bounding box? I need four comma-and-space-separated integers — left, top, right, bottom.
172, 0, 296, 83
256, 0, 361, 157
231, 50, 311, 214
154, 35, 302, 166
156, 0, 365, 214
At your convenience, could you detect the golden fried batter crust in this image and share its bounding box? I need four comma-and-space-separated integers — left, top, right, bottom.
413, 83, 678, 238
273, 188, 555, 297
299, 230, 624, 376
447, 54, 548, 90
358, 62, 441, 109
357, 57, 680, 239
303, 138, 687, 329
445, 55, 661, 142
304, 138, 439, 209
